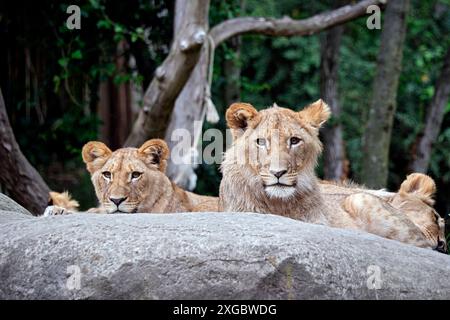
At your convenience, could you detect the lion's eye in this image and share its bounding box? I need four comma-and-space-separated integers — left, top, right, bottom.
131, 171, 142, 180
102, 171, 111, 179
256, 138, 266, 146
289, 137, 302, 146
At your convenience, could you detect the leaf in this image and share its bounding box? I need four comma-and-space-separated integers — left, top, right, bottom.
57, 57, 69, 68
97, 20, 111, 29
114, 24, 124, 33
71, 50, 83, 59
445, 101, 450, 115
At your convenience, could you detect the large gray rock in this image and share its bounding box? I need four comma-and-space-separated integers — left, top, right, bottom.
0, 206, 449, 299
0, 193, 32, 225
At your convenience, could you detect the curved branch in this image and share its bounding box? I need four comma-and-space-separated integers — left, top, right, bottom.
210, 0, 386, 47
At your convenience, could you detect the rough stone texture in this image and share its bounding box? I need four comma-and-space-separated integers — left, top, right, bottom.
0, 193, 32, 216
0, 198, 449, 299
0, 193, 32, 225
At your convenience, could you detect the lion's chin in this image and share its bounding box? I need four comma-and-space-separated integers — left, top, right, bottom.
106, 207, 138, 214
265, 185, 296, 199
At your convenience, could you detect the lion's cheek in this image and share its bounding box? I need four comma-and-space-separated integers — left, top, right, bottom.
93, 178, 107, 203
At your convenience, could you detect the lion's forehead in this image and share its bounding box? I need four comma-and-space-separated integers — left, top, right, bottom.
252, 109, 306, 139
102, 149, 146, 173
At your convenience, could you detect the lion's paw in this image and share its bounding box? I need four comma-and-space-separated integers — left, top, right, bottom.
43, 205, 73, 217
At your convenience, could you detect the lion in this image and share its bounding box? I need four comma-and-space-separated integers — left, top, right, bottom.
320, 175, 446, 253
43, 191, 79, 216
45, 139, 218, 215
219, 100, 445, 251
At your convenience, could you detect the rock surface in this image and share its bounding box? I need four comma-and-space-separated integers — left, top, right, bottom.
0, 192, 32, 225
0, 195, 449, 299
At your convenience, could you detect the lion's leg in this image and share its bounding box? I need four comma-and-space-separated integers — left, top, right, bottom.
43, 205, 74, 216
44, 206, 106, 215
343, 193, 433, 249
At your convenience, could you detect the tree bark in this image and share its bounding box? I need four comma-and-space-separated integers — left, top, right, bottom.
0, 88, 50, 215
123, 0, 209, 147
164, 45, 210, 190
164, 0, 212, 190
224, 36, 242, 107
224, 0, 245, 107
361, 0, 410, 188
165, 0, 387, 189
410, 47, 450, 173
320, 6, 348, 181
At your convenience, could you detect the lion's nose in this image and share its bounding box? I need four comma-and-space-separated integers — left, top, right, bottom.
435, 239, 447, 253
110, 197, 127, 206
270, 170, 287, 179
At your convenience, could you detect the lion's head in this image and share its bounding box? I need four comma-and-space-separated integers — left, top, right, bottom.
222, 99, 330, 200
82, 139, 170, 213
393, 173, 447, 253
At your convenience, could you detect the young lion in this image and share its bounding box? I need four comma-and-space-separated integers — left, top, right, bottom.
320, 174, 446, 253
220, 100, 444, 250
46, 139, 218, 215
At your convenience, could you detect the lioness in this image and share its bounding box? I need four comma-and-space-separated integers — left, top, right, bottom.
220, 100, 444, 250
46, 139, 218, 215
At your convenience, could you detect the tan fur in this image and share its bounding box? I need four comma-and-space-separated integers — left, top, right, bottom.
319, 175, 446, 252
48, 191, 79, 211
220, 100, 443, 250
80, 139, 218, 214
398, 173, 436, 206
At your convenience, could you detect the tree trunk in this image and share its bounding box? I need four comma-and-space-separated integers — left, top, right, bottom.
224, 0, 245, 107
124, 0, 209, 147
224, 36, 242, 107
98, 41, 133, 150
361, 0, 410, 188
97, 80, 133, 150
0, 88, 50, 215
320, 6, 348, 181
165, 0, 386, 189
164, 45, 210, 190
410, 47, 450, 173
164, 0, 212, 190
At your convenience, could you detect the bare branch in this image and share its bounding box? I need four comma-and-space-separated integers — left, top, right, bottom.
210, 0, 386, 46
361, 0, 409, 188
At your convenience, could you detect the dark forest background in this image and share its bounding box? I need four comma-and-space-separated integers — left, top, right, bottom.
1, 0, 449, 247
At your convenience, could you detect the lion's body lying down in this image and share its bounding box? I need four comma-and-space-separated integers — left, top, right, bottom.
219, 100, 445, 251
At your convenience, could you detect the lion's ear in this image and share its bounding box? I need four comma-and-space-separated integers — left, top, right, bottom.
399, 173, 436, 206
82, 141, 112, 174
226, 102, 260, 139
298, 99, 331, 129
138, 139, 169, 172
